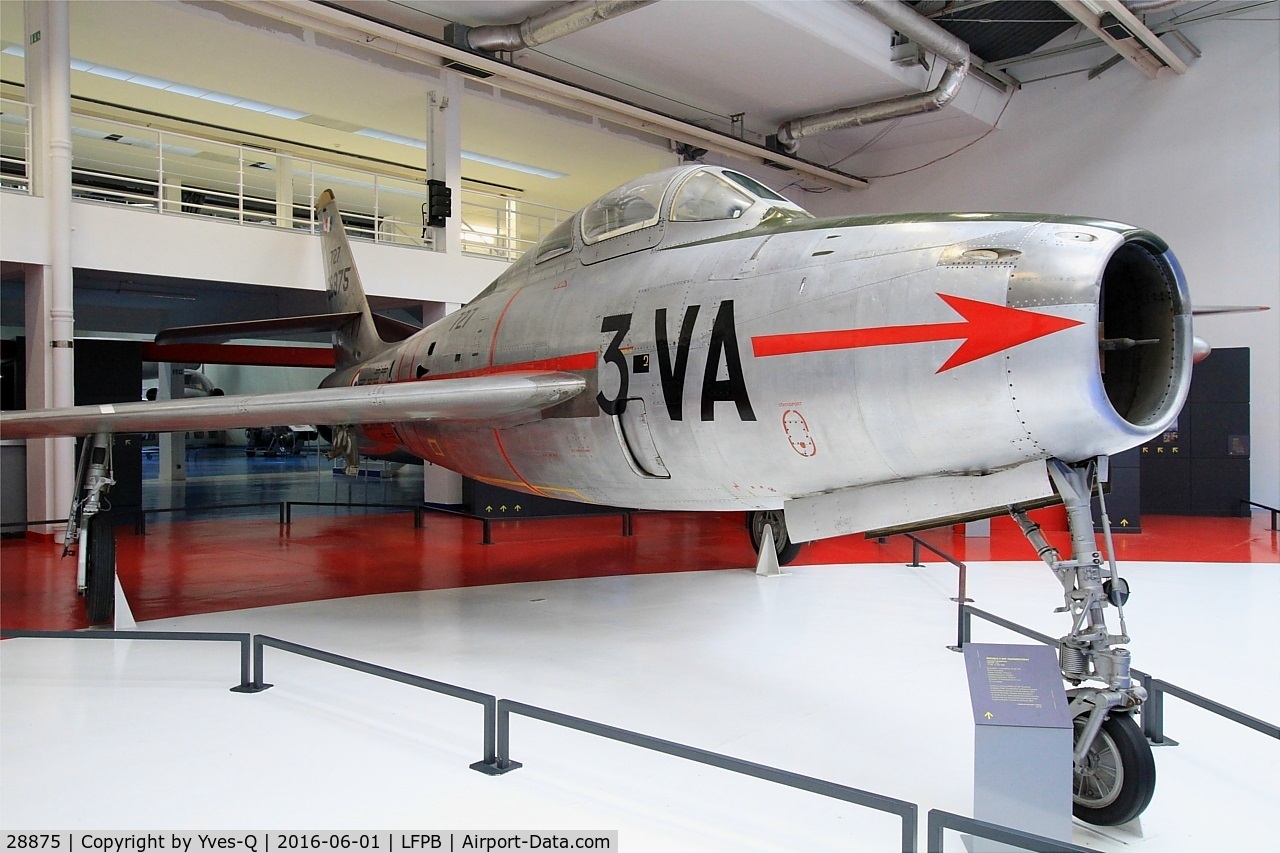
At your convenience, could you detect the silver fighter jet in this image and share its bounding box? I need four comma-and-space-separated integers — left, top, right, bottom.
3, 164, 1200, 825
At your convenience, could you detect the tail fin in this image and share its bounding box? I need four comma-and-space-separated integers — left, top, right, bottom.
317, 189, 386, 370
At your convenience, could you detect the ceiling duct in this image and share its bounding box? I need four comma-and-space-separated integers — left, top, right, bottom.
774, 0, 970, 154
463, 0, 659, 53
1120, 1, 1190, 12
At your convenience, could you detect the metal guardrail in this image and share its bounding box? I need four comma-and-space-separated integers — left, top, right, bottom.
459, 194, 567, 261
247, 635, 505, 774
1243, 499, 1279, 530
925, 810, 1092, 853
283, 500, 421, 526
12, 626, 1209, 849
3, 502, 418, 534
955, 605, 1280, 746
1139, 672, 1280, 743
131, 502, 286, 534
0, 628, 255, 692
0, 98, 32, 194
895, 532, 974, 652
6, 628, 924, 847
493, 698, 919, 853
2, 501, 634, 542
419, 503, 635, 545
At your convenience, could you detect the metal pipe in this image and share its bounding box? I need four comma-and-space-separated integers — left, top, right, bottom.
466, 1, 658, 53
776, 0, 971, 153
1121, 0, 1189, 12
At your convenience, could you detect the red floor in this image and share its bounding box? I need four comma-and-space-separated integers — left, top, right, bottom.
2, 509, 1276, 631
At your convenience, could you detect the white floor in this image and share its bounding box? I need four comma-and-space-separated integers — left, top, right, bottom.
2, 559, 1277, 851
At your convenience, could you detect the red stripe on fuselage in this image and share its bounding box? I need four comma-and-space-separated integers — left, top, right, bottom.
752, 323, 971, 358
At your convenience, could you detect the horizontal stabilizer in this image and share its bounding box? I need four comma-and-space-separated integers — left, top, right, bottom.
155, 313, 363, 345
370, 313, 422, 342
1191, 305, 1271, 316
140, 343, 335, 368
154, 313, 420, 346
1, 373, 585, 440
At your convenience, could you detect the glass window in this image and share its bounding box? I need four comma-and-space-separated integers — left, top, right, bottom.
669, 171, 755, 222
534, 216, 575, 263
723, 170, 788, 202
580, 173, 668, 244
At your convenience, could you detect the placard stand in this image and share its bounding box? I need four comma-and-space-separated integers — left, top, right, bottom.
963, 643, 1073, 852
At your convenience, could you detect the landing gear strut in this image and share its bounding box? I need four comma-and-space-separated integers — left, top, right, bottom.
64, 432, 117, 623
1013, 458, 1155, 826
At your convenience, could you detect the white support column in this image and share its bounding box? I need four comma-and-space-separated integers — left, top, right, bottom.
965, 518, 991, 537
23, 0, 75, 537
276, 154, 294, 229
157, 363, 186, 482
421, 301, 463, 506
23, 265, 59, 533
427, 72, 464, 255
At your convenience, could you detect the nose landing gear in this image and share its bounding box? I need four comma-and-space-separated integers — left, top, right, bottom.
1014, 458, 1155, 826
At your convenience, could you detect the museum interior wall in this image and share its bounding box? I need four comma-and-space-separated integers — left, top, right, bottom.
798, 20, 1279, 507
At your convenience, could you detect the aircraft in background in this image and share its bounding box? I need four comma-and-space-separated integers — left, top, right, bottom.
3, 164, 1210, 824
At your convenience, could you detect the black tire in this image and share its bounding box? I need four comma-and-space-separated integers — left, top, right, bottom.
748, 510, 803, 566
84, 514, 116, 624
1072, 712, 1156, 826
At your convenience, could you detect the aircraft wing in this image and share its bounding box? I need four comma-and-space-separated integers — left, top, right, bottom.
0, 372, 585, 440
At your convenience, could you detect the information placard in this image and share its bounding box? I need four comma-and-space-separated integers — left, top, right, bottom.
963, 642, 1070, 729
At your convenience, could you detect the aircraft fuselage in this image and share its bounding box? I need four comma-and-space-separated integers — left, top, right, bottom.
333, 210, 1189, 517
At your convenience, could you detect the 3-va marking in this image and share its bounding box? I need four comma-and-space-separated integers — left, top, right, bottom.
598, 299, 756, 422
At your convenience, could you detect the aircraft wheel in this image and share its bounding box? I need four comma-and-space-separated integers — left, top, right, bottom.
84, 514, 116, 624
748, 510, 803, 566
1072, 712, 1155, 826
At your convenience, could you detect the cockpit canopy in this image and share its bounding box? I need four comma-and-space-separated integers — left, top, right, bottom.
576, 165, 811, 247
474, 166, 813, 300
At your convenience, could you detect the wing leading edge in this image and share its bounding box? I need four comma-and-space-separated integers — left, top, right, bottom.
0, 373, 586, 440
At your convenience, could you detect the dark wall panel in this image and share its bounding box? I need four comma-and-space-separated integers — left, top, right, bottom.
1187, 347, 1250, 404
1190, 459, 1252, 516
1140, 347, 1250, 517
74, 340, 144, 516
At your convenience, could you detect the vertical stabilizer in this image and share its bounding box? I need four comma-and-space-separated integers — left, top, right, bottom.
317, 189, 386, 369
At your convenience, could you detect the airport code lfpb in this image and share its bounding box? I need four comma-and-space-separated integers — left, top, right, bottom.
5, 835, 618, 853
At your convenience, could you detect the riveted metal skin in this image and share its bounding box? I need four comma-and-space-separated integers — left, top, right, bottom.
5, 165, 1192, 533
360, 167, 1190, 521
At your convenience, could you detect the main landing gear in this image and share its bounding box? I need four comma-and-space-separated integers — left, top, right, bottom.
1014, 458, 1156, 826
748, 509, 804, 565
63, 432, 117, 623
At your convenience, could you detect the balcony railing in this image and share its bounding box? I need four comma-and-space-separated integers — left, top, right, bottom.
1, 99, 569, 262
0, 99, 31, 193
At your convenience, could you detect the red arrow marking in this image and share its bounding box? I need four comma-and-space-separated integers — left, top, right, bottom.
751, 294, 1083, 373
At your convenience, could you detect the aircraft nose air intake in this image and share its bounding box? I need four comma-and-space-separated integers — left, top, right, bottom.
1097, 238, 1191, 429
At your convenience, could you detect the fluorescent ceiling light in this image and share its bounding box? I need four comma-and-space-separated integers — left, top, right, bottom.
9, 44, 311, 122
462, 151, 566, 180
164, 83, 212, 98
355, 128, 427, 149
355, 128, 565, 178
